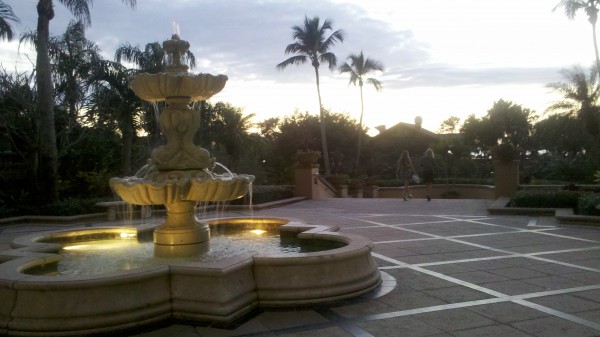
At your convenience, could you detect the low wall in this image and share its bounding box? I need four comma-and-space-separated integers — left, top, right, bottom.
376, 184, 495, 200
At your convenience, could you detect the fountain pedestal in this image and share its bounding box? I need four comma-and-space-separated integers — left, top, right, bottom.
154, 201, 209, 246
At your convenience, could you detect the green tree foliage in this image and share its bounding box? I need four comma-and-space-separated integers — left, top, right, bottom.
540, 65, 600, 182
50, 21, 100, 132
262, 110, 359, 183
0, 70, 38, 198
88, 60, 144, 175
438, 116, 461, 134
461, 100, 536, 158
276, 16, 344, 176
21, 21, 102, 151
199, 102, 256, 172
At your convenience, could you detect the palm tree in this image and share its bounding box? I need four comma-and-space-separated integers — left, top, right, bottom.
0, 0, 18, 41
276, 16, 344, 176
209, 102, 256, 170
555, 1, 600, 78
339, 51, 383, 170
547, 65, 600, 137
89, 60, 143, 175
34, 0, 136, 203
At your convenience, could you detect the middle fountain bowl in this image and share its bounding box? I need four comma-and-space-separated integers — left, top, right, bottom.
129, 72, 228, 102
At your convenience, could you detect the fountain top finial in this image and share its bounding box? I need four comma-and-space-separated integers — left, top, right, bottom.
163, 34, 190, 73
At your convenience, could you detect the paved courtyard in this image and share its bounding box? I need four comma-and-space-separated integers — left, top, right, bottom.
2, 198, 600, 336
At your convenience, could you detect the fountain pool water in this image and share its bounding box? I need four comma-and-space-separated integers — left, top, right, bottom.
24, 219, 346, 276
0, 33, 381, 336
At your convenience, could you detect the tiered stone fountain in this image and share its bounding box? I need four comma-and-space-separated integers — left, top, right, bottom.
109, 33, 254, 256
0, 34, 381, 336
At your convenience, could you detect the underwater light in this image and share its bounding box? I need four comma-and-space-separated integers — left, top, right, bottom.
63, 245, 85, 251
249, 229, 266, 235
120, 232, 137, 239
63, 240, 140, 251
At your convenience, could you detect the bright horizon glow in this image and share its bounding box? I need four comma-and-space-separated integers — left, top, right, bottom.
1, 0, 593, 134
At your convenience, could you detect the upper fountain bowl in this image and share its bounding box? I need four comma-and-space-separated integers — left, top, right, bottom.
129, 72, 228, 102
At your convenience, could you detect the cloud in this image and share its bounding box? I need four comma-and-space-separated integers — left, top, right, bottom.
382, 64, 564, 89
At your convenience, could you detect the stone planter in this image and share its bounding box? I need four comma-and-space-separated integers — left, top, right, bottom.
494, 160, 519, 198
296, 151, 320, 168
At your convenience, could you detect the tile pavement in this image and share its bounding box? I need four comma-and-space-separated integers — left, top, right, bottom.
1, 198, 600, 336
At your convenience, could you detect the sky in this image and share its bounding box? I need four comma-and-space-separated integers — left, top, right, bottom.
1, 0, 595, 134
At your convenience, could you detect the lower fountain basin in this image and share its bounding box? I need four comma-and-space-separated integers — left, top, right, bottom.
0, 218, 381, 336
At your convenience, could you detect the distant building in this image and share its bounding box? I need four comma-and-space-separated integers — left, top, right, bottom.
363, 120, 454, 178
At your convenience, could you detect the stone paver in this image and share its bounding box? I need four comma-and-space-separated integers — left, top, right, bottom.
2, 198, 600, 336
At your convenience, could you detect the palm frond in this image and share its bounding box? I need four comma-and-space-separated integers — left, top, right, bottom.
19, 30, 37, 48
276, 55, 307, 70
58, 0, 92, 26
115, 43, 142, 65
319, 52, 337, 71
320, 29, 344, 53
367, 78, 382, 91
0, 1, 19, 41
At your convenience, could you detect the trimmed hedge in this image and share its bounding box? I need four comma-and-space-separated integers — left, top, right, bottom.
578, 194, 600, 216
0, 197, 113, 218
510, 189, 600, 216
510, 190, 587, 209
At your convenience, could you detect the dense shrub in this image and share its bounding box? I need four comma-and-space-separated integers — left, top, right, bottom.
577, 194, 600, 216
510, 190, 588, 209
0, 197, 113, 217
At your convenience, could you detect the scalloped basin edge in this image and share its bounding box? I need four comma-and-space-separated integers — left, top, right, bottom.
109, 174, 254, 204
0, 219, 381, 336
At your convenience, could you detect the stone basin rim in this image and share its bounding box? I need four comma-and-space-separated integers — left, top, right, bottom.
0, 217, 381, 335
4, 217, 373, 279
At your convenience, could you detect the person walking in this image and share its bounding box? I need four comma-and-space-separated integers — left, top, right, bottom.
395, 150, 414, 201
420, 148, 437, 201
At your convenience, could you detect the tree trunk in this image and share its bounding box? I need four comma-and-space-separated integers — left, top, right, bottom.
35, 0, 59, 203
313, 66, 331, 175
120, 115, 134, 175
355, 82, 364, 172
593, 21, 600, 80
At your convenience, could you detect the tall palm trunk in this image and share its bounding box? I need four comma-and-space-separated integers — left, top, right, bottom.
592, 21, 600, 78
588, 5, 600, 79
313, 66, 331, 175
355, 81, 364, 171
36, 0, 59, 203
119, 115, 134, 175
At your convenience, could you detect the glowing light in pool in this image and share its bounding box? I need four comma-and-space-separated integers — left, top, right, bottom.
63, 245, 85, 251
249, 229, 266, 235
63, 240, 140, 251
120, 232, 137, 239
